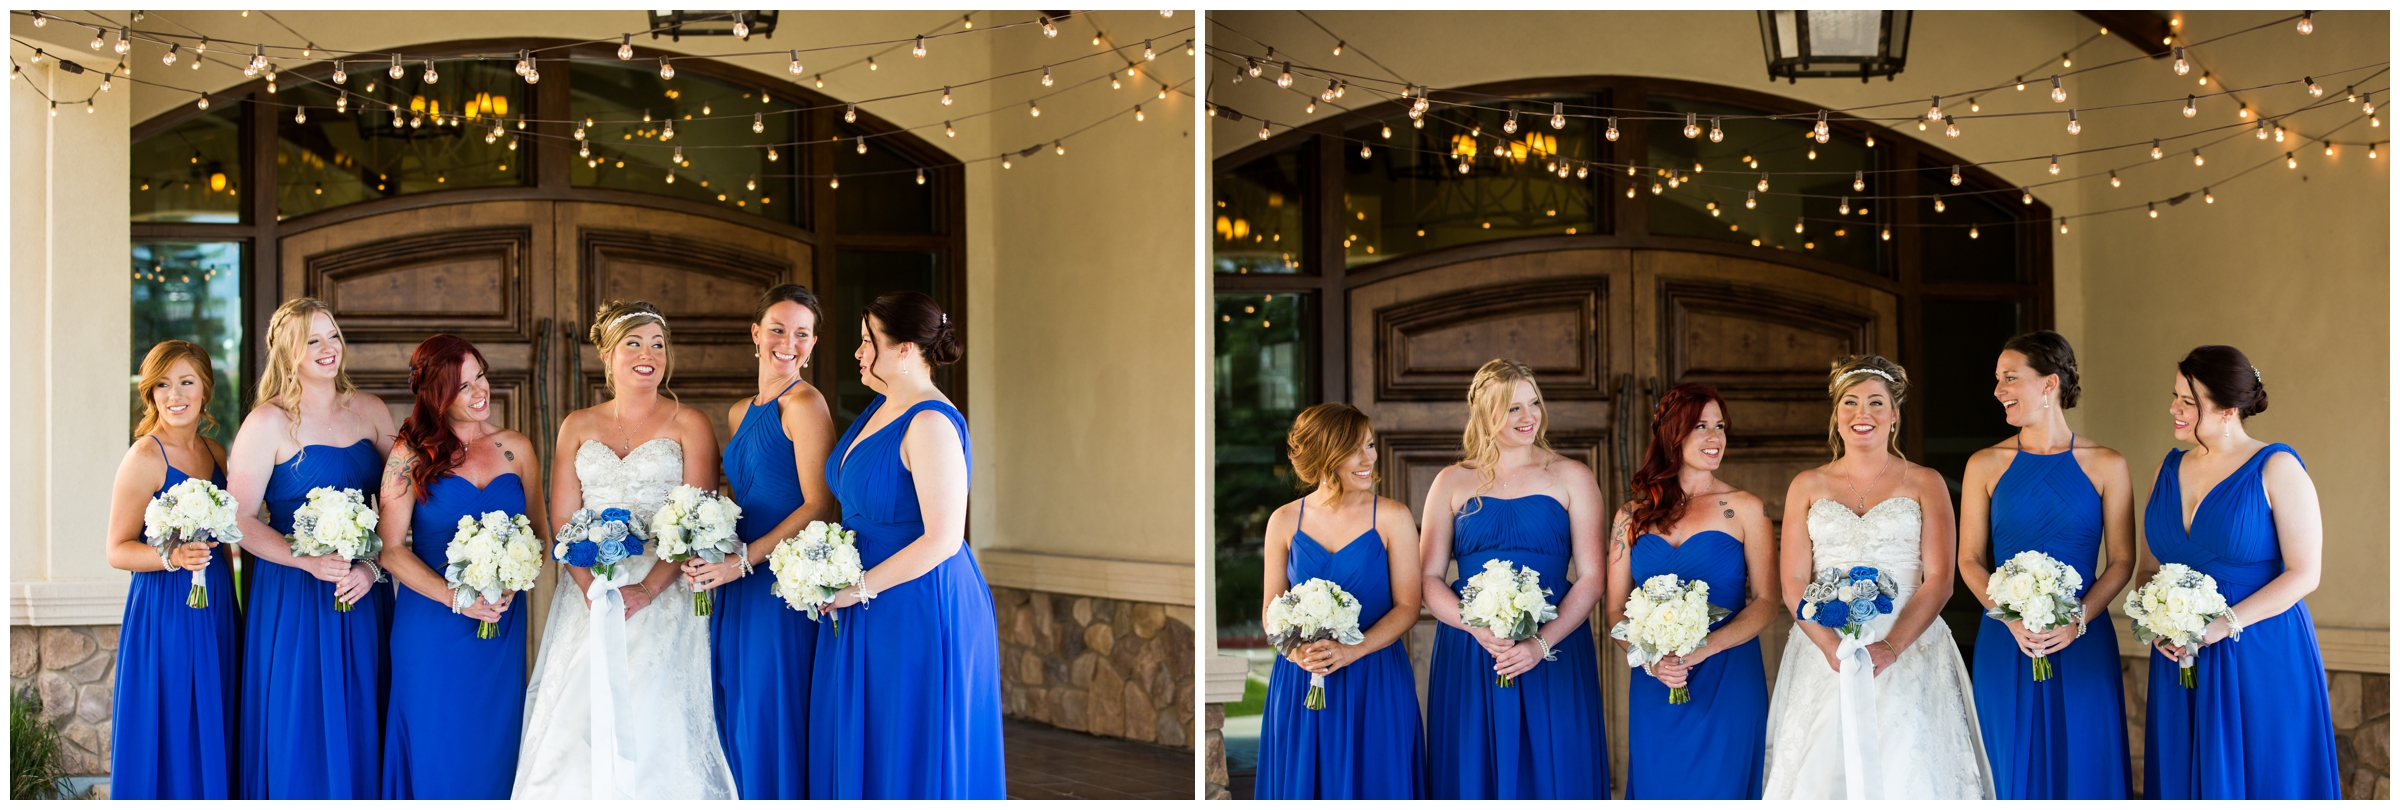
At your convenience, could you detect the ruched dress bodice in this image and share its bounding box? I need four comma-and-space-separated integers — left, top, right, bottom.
384, 473, 527, 799
712, 385, 821, 798
243, 439, 389, 799
112, 449, 240, 799
1625, 529, 1767, 799
1255, 500, 1423, 799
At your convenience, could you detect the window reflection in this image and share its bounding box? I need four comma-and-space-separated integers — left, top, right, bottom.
571, 60, 803, 226
1212, 292, 1316, 645
278, 59, 529, 219
831, 251, 948, 427
1917, 161, 2026, 283
130, 242, 244, 445
833, 123, 938, 234
1342, 94, 1604, 267
132, 106, 242, 223
1647, 96, 1885, 275
1213, 148, 1306, 275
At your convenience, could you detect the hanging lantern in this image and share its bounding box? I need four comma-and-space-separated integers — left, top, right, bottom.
1757, 11, 1913, 83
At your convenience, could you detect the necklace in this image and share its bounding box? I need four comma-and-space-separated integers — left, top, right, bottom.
614, 398, 666, 453
1839, 452, 1894, 512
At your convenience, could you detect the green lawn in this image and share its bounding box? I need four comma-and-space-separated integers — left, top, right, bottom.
1223, 675, 1270, 718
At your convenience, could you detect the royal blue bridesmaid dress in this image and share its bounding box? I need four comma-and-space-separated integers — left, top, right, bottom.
1425, 495, 1611, 799
809, 396, 1004, 798
1255, 497, 1424, 799
110, 437, 241, 799
2141, 443, 2340, 799
240, 439, 390, 799
712, 379, 819, 798
380, 472, 527, 798
1624, 529, 1767, 799
1972, 436, 2131, 799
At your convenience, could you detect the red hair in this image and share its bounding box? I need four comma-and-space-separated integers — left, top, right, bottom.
393, 334, 489, 495
1626, 382, 1729, 541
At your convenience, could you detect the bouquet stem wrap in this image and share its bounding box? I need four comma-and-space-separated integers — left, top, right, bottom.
2123, 563, 2228, 691
183, 540, 212, 609
583, 565, 640, 799
1305, 672, 1327, 710
1833, 635, 1884, 799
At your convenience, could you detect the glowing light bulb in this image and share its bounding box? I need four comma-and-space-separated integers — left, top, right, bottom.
1882, 228, 1892, 241
1756, 173, 1770, 192
856, 137, 867, 154
2066, 109, 2080, 134
1551, 103, 1565, 130
1042, 65, 1054, 87
2173, 46, 2189, 75
2050, 75, 2066, 103
2299, 11, 2313, 34
829, 175, 838, 188
423, 60, 438, 84
2287, 152, 2298, 168
2109, 170, 2120, 187
1946, 120, 1959, 139
620, 35, 634, 60
1054, 141, 1065, 156
1605, 117, 1620, 141
163, 44, 179, 66
1927, 95, 1942, 121
2021, 189, 2032, 204
752, 113, 763, 134
2192, 150, 2204, 166
1814, 111, 1829, 142
1711, 117, 1725, 142
1934, 196, 1946, 213
2152, 139, 2164, 159
912, 35, 925, 58
1134, 105, 1145, 122
1856, 172, 1867, 192
2308, 76, 2323, 97
2185, 95, 2197, 118
767, 147, 779, 162
332, 61, 346, 84
2058, 218, 2068, 234
1746, 190, 1757, 209
2257, 120, 2269, 139
1682, 112, 1699, 139
1029, 102, 1039, 118
659, 58, 674, 80
1276, 64, 1291, 88
1145, 40, 1155, 61
1839, 197, 1851, 215
294, 106, 306, 124
390, 53, 405, 80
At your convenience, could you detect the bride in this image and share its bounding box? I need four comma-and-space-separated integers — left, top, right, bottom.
513, 301, 737, 798
1763, 355, 1993, 799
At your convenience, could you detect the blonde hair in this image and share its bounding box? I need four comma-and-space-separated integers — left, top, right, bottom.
1827, 354, 1909, 459
1286, 403, 1375, 495
134, 340, 218, 438
254, 298, 358, 446
1460, 359, 1554, 513
590, 300, 675, 399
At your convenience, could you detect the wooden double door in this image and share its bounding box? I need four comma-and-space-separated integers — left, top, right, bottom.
278, 199, 816, 658
1360, 247, 1897, 790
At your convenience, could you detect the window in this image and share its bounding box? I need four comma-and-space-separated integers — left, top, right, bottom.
1917, 161, 2027, 283
570, 60, 804, 226
1647, 95, 1885, 275
1212, 292, 1317, 645
831, 251, 951, 427
131, 106, 242, 223
1212, 148, 1307, 275
833, 123, 939, 234
279, 59, 531, 219
130, 242, 244, 445
1342, 94, 1604, 266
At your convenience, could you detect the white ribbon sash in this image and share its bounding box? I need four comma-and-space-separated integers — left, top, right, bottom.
1833, 635, 1883, 799
584, 566, 639, 799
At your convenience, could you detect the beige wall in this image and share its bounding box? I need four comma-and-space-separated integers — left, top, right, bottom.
1205, 11, 2387, 641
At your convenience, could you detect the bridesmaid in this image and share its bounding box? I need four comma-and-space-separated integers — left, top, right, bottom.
1956, 331, 2133, 799
2139, 345, 2339, 798
1253, 403, 1425, 799
226, 298, 395, 798
1605, 383, 1775, 799
808, 291, 1004, 798
686, 284, 839, 798
104, 341, 240, 798
374, 336, 548, 798
1420, 359, 1611, 799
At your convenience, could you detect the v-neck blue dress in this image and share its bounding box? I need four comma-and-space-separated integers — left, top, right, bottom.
808, 395, 1004, 798
110, 437, 241, 799
1426, 494, 1610, 799
713, 380, 820, 798
382, 472, 527, 798
1973, 438, 2130, 799
1255, 497, 1424, 799
2140, 443, 2338, 799
241, 439, 390, 799
1624, 529, 1767, 799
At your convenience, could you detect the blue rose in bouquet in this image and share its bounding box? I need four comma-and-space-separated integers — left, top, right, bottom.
553, 507, 648, 579
1799, 565, 1897, 638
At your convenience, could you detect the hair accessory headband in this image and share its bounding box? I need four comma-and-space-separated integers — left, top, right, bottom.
1836, 367, 1897, 387
608, 311, 665, 332
939, 312, 948, 326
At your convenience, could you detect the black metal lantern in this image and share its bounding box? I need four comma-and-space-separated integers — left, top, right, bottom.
1758, 11, 1912, 83
646, 11, 779, 41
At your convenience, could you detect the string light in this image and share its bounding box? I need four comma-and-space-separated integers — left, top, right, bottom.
2066, 109, 2080, 134
659, 57, 675, 80
1134, 105, 1144, 121
2240, 104, 2252, 119
2192, 149, 2205, 166
847, 103, 858, 123
829, 175, 838, 188
752, 112, 763, 134
331, 60, 345, 84
1969, 97, 1980, 112
1605, 117, 1619, 142
1710, 117, 1725, 142
2185, 95, 2198, 118
1041, 15, 1058, 38
2049, 154, 2060, 174
2287, 152, 2298, 168
944, 121, 954, 137
913, 35, 926, 58
662, 120, 674, 140
1757, 172, 1769, 192
2109, 169, 2120, 187
2021, 188, 2033, 204
1882, 228, 1892, 241
1839, 197, 1851, 215
1055, 141, 1066, 156
2256, 119, 2269, 139
2308, 76, 2323, 97
1745, 190, 1756, 209
2152, 139, 2164, 159
1970, 225, 1980, 238
389, 52, 404, 80
767, 147, 779, 162
30, 11, 43, 27
1681, 112, 1699, 139
1933, 195, 1945, 213
195, 96, 208, 110
422, 60, 438, 84
1926, 95, 1942, 121
1550, 102, 1565, 130
1359, 143, 1371, 158
1258, 124, 1269, 140
1857, 171, 1868, 191
1277, 63, 1292, 88
1813, 111, 1829, 142
917, 168, 927, 185
941, 86, 953, 105
163, 44, 178, 66
1029, 101, 1040, 118
867, 57, 877, 71
2173, 47, 2189, 76
294, 106, 305, 124
620, 35, 634, 61
2276, 125, 2286, 143
1043, 65, 1054, 87
2298, 11, 2313, 34
2200, 71, 2211, 87
2050, 75, 2066, 103
2058, 218, 2068, 234
857, 136, 868, 154
1144, 39, 1155, 61
88, 29, 102, 51
2204, 187, 2215, 202
1946, 119, 1960, 139
1504, 111, 1519, 134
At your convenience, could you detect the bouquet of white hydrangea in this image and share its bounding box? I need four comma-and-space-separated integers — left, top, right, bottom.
768, 520, 864, 633
1610, 573, 1730, 704
1983, 550, 2087, 681
443, 511, 542, 639
1456, 559, 1560, 687
286, 486, 382, 612
1264, 578, 1366, 709
649, 484, 745, 616
2123, 563, 2231, 688
142, 477, 244, 608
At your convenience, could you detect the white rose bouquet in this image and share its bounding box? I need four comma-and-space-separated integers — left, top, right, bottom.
1798, 565, 1898, 638
286, 486, 383, 612
768, 520, 865, 633
443, 511, 542, 639
1609, 573, 1731, 704
649, 484, 745, 616
1264, 578, 1367, 709
1456, 559, 1560, 687
142, 477, 244, 609
1982, 550, 2087, 681
2122, 563, 2231, 689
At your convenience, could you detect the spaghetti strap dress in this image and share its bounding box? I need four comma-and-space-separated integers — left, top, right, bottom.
240, 439, 390, 799
381, 472, 527, 798
1624, 529, 1768, 799
713, 379, 819, 798
808, 395, 1004, 798
1425, 494, 1610, 799
2141, 443, 2340, 799
110, 437, 241, 799
1972, 435, 2130, 799
1255, 497, 1425, 799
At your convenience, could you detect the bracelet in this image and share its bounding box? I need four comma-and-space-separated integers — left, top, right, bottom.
733, 554, 755, 578
2223, 607, 2243, 642
2072, 605, 2090, 638
853, 584, 877, 606
1534, 636, 1557, 662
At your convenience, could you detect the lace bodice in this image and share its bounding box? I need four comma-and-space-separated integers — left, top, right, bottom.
1805, 498, 1924, 582
574, 439, 682, 523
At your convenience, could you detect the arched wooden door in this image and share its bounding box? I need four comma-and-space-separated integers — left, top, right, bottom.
277, 200, 813, 661
1362, 245, 1896, 791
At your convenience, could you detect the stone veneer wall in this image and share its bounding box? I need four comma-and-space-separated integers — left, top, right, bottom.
1204, 704, 1229, 799
10, 625, 116, 782
2119, 655, 2389, 799
991, 587, 1195, 749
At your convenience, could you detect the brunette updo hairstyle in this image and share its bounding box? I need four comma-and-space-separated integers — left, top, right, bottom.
752, 283, 825, 329
393, 334, 491, 493
1286, 402, 1374, 493
2177, 344, 2269, 425
861, 291, 963, 379
2002, 330, 2082, 409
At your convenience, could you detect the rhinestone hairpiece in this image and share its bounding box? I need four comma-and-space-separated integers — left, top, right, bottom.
607, 311, 664, 332
1836, 367, 1896, 386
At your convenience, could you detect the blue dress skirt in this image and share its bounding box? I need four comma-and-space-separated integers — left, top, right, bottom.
2141, 443, 2340, 799
240, 439, 391, 799
1425, 495, 1611, 799
1255, 497, 1424, 799
1972, 438, 2131, 799
381, 473, 528, 798
1624, 530, 1767, 799
109, 442, 241, 799
713, 381, 820, 798
808, 397, 1004, 798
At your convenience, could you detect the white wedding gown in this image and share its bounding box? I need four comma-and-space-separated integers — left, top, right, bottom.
511, 439, 737, 799
1762, 498, 1995, 799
